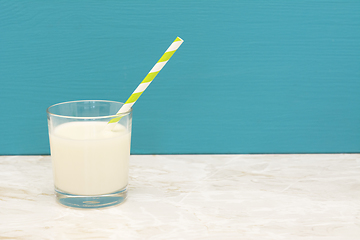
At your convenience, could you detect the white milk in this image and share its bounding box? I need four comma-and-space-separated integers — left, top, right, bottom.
49, 121, 131, 196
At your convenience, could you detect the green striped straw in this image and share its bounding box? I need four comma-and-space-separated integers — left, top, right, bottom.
108, 36, 184, 124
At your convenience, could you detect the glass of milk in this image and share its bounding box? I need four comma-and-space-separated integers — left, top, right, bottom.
47, 100, 132, 208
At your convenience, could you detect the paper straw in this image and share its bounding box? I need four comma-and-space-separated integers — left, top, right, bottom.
108, 36, 184, 124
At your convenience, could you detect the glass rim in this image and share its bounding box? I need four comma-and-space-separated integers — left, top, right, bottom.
46, 100, 132, 120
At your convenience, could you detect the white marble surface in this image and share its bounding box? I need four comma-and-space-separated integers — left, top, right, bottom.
0, 154, 359, 239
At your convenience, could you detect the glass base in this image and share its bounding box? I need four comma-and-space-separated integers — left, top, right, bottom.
55, 187, 127, 209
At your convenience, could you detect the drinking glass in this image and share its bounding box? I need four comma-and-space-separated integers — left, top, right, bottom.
47, 100, 132, 208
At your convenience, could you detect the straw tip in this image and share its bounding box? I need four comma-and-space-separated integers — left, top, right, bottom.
175, 36, 184, 42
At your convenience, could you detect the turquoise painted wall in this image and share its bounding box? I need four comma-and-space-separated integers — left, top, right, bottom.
1, 1, 359, 154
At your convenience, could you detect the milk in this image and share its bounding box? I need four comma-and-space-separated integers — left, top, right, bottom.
49, 121, 131, 196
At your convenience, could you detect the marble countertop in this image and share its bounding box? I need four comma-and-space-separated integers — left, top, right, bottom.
0, 154, 359, 239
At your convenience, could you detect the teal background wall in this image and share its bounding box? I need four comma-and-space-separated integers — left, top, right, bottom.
1, 1, 359, 154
